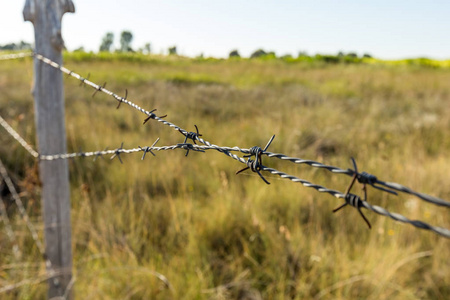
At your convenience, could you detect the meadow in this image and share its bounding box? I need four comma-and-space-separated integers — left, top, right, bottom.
0, 52, 449, 299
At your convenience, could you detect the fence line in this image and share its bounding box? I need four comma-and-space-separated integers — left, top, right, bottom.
1, 51, 449, 239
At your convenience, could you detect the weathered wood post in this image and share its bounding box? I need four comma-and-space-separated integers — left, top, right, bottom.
23, 0, 75, 298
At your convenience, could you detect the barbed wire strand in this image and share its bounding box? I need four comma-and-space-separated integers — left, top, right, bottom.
0, 159, 60, 285
359, 200, 450, 238
262, 152, 450, 208
30, 52, 450, 209
0, 52, 33, 61
0, 115, 39, 158
32, 53, 183, 131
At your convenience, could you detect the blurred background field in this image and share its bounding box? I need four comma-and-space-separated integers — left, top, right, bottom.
0, 53, 449, 299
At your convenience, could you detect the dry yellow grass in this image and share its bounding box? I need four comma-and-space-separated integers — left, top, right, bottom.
0, 53, 449, 299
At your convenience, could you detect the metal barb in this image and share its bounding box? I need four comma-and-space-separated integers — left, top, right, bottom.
333, 159, 371, 229
110, 142, 124, 164
78, 147, 86, 158
177, 143, 206, 156
139, 138, 160, 160
93, 147, 108, 161
236, 135, 275, 185
143, 109, 167, 124
79, 73, 90, 87
117, 89, 127, 109
263, 134, 276, 152
92, 82, 107, 98
179, 125, 203, 156
349, 157, 398, 196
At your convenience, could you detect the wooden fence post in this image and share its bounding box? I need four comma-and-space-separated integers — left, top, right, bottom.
23, 0, 75, 298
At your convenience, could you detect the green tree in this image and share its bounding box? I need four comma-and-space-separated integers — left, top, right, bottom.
120, 31, 133, 52
99, 32, 114, 52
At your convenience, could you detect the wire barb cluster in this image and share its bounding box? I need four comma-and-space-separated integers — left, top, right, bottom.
179, 125, 203, 156
236, 135, 275, 184
333, 158, 372, 229
1, 52, 449, 239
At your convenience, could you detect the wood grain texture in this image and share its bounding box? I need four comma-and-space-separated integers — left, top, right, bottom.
23, 0, 75, 298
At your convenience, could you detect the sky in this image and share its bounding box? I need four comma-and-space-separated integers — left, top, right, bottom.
1, 0, 450, 59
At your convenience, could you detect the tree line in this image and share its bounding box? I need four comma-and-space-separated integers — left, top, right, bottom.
96, 31, 372, 62
0, 31, 372, 62
0, 41, 32, 51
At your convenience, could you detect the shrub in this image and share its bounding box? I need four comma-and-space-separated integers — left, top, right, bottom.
229, 49, 240, 58
250, 49, 267, 58
168, 46, 177, 55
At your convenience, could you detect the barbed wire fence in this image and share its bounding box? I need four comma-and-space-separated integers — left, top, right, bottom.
0, 51, 449, 296
1, 51, 449, 236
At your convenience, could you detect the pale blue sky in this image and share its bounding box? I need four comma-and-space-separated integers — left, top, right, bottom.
1, 0, 450, 59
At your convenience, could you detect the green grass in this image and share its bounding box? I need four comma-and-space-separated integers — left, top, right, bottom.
0, 52, 449, 299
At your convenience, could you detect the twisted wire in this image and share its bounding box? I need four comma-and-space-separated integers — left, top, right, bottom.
0, 116, 249, 162
0, 115, 39, 158
39, 143, 209, 161
376, 180, 450, 208
359, 200, 450, 238
0, 52, 33, 61
261, 166, 345, 199
263, 151, 450, 208
33, 53, 180, 131
0, 114, 244, 161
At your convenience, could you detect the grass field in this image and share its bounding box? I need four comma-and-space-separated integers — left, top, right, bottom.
0, 52, 449, 299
